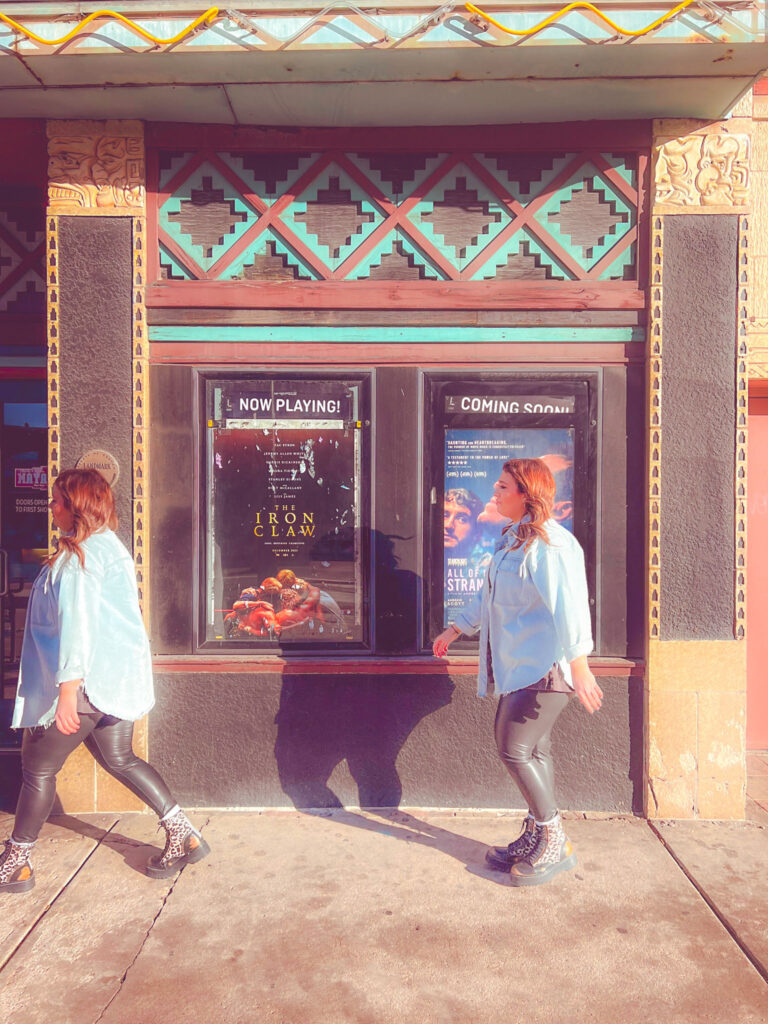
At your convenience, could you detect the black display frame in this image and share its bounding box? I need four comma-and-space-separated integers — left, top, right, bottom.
151, 363, 638, 661
195, 369, 373, 653
422, 370, 600, 653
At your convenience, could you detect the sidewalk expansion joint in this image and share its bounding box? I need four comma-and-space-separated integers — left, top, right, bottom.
648, 820, 768, 987
0, 819, 120, 974
92, 816, 211, 1024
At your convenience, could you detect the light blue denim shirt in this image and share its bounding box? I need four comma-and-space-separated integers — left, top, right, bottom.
452, 518, 593, 697
12, 529, 155, 729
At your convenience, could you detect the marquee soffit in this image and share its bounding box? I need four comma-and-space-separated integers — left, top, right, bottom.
1, 2, 768, 124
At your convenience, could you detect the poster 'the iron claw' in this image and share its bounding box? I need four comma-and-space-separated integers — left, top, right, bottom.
208, 380, 363, 644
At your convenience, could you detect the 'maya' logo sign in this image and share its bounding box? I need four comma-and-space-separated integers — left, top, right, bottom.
15, 466, 47, 490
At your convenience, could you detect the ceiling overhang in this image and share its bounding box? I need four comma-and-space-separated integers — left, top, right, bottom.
1, 1, 767, 125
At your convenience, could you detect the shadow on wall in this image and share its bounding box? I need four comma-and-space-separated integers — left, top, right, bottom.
275, 531, 455, 809
274, 674, 454, 809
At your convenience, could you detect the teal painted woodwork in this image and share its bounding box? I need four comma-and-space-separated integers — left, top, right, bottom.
159, 160, 259, 273
158, 243, 193, 281
410, 162, 512, 273
149, 325, 644, 343
222, 230, 317, 282
158, 151, 194, 191
536, 159, 635, 275
279, 161, 385, 273
154, 150, 639, 285
347, 229, 442, 281
470, 227, 565, 282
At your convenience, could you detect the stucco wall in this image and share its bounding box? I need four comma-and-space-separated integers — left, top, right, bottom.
660, 215, 737, 640
58, 217, 133, 547
150, 672, 641, 812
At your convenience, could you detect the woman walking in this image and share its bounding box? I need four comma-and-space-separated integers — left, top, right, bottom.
433, 458, 602, 887
0, 468, 209, 894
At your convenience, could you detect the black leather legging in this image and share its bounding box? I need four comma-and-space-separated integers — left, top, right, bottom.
494, 688, 570, 822
13, 714, 176, 844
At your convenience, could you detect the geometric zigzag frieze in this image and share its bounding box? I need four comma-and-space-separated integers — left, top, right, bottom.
238, 154, 305, 196
238, 240, 305, 282
356, 153, 437, 197
548, 181, 629, 260
293, 176, 375, 260
365, 240, 433, 281
0, 190, 46, 313
154, 149, 638, 284
420, 177, 503, 260
484, 153, 561, 196
166, 176, 250, 260
493, 240, 554, 281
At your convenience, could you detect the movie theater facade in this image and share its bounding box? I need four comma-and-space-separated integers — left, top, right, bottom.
2, 1, 768, 818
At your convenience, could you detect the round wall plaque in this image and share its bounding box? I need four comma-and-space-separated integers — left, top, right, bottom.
75, 450, 120, 487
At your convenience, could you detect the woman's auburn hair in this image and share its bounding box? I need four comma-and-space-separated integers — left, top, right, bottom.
501, 457, 556, 551
48, 468, 118, 568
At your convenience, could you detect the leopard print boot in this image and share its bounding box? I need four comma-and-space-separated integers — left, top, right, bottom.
485, 815, 537, 870
146, 806, 210, 879
0, 839, 35, 894
508, 813, 577, 887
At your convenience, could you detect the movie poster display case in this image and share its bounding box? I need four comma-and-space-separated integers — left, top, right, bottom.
199, 372, 371, 651
423, 371, 599, 652
189, 367, 603, 656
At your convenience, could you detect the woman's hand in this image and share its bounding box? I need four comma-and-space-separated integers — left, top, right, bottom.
55, 680, 82, 735
433, 626, 460, 658
570, 656, 603, 714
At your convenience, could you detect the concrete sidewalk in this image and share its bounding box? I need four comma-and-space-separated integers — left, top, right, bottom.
1, 808, 767, 1024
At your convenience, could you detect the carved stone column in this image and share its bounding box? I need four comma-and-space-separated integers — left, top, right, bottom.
646, 115, 750, 819
46, 119, 149, 813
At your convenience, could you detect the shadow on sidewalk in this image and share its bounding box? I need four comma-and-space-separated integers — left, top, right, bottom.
303, 807, 516, 887
47, 812, 163, 876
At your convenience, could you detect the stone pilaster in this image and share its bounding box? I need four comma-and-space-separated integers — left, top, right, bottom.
645, 117, 749, 819
46, 119, 149, 813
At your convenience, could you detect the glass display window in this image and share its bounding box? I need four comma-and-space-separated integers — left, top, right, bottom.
202, 375, 370, 649
424, 373, 599, 649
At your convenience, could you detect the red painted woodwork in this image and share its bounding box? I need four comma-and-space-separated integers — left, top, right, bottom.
0, 314, 45, 347
0, 120, 46, 188
148, 308, 645, 326
156, 149, 340, 281
330, 152, 463, 281
754, 80, 768, 95
152, 655, 643, 677
146, 122, 653, 153
0, 367, 44, 379
148, 280, 645, 310
149, 341, 643, 366
635, 152, 651, 291
748, 394, 768, 748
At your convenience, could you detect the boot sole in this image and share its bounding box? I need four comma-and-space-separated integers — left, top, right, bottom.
509, 853, 577, 887
0, 874, 35, 894
146, 836, 211, 879
485, 848, 524, 872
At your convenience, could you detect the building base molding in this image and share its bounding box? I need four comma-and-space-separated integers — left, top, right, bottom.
54, 719, 149, 814
645, 640, 746, 820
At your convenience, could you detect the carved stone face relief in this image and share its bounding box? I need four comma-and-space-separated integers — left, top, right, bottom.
47, 121, 145, 213
654, 132, 749, 209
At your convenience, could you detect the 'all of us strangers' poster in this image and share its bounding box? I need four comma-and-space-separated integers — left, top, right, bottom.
207, 380, 364, 644
442, 427, 575, 627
